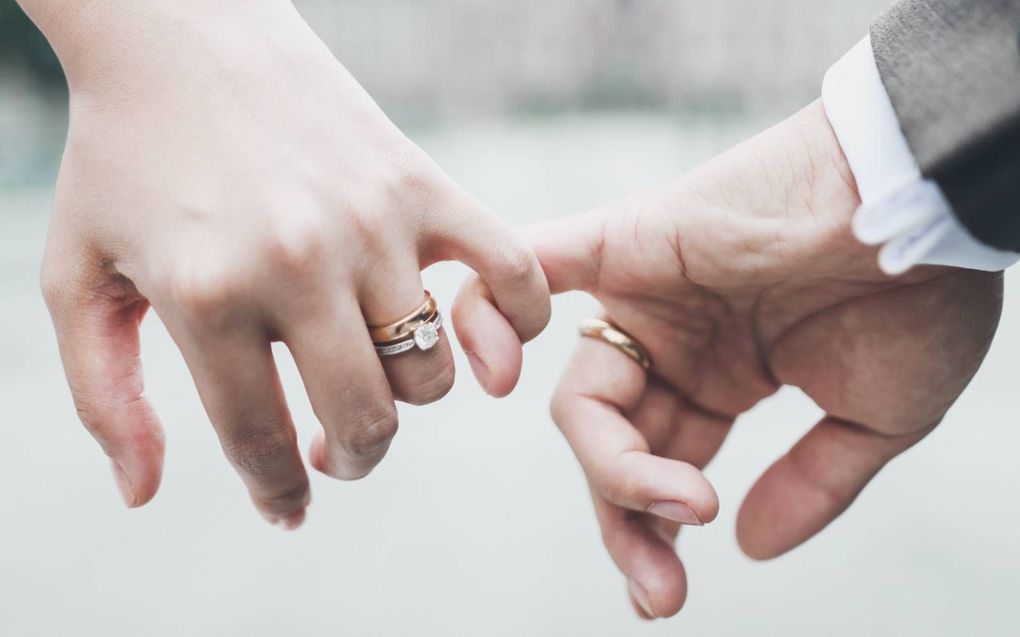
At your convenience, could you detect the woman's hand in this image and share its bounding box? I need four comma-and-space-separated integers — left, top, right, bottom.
31, 0, 549, 526
457, 102, 1002, 617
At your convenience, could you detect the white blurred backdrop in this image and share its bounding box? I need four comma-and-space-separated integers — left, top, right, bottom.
1, 2, 1018, 636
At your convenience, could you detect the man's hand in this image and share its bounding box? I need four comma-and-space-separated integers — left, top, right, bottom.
457, 102, 1002, 617
27, 0, 549, 526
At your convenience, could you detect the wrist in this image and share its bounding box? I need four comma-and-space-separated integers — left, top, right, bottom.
675, 101, 867, 287
786, 100, 862, 223
747, 100, 863, 231
746, 100, 862, 261
759, 101, 870, 278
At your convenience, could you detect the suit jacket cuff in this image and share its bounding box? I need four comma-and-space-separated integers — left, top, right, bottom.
822, 36, 1018, 275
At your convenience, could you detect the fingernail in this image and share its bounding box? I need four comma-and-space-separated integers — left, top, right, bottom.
628, 579, 656, 618
648, 501, 703, 526
465, 351, 493, 395
110, 460, 138, 508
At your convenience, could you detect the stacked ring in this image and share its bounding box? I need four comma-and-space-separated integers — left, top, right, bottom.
370, 291, 444, 357
578, 318, 653, 371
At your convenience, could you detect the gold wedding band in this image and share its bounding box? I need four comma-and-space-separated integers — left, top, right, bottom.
369, 291, 443, 357
579, 318, 653, 371
368, 291, 438, 343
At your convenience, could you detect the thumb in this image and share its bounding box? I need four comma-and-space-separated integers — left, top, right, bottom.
736, 415, 927, 560
523, 210, 606, 294
42, 259, 165, 508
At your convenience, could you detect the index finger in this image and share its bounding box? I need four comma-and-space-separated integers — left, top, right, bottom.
550, 337, 719, 524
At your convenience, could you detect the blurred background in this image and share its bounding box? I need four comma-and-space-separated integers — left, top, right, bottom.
2, 1, 1018, 635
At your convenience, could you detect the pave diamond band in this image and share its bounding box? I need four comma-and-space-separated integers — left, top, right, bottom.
374, 311, 444, 357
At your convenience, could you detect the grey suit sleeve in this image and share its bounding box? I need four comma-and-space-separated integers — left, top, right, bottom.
871, 0, 1020, 252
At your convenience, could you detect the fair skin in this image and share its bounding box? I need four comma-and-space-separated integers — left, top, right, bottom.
23, 0, 550, 527
457, 101, 1003, 618
23, 0, 1003, 618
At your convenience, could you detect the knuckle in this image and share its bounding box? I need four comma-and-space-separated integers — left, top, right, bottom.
68, 379, 115, 434
344, 207, 390, 254
384, 147, 439, 206
493, 239, 536, 286
598, 475, 632, 506
224, 428, 297, 477
336, 146, 440, 250
260, 213, 329, 274
71, 389, 158, 455
599, 461, 644, 504
166, 262, 242, 325
164, 256, 257, 328
72, 395, 113, 441
343, 406, 399, 459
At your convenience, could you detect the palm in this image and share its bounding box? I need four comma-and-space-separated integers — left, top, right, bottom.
595, 202, 1001, 440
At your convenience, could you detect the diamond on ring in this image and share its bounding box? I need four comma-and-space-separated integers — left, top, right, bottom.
413, 322, 440, 351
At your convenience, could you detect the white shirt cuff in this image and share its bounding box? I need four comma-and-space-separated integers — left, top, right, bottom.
821, 35, 1019, 275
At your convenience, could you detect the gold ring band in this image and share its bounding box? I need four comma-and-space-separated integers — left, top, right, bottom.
578, 318, 652, 371
368, 291, 438, 344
